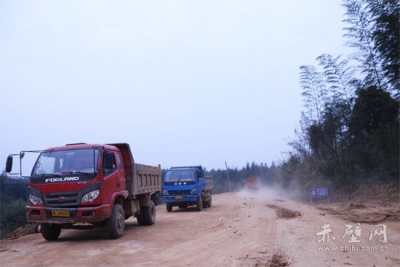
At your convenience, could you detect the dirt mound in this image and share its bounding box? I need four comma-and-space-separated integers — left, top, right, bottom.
348, 203, 367, 209
266, 204, 301, 219
315, 184, 400, 224
241, 251, 291, 267
2, 224, 38, 240
267, 253, 291, 267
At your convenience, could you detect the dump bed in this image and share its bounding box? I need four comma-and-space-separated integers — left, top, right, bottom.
108, 143, 162, 196
205, 175, 213, 191
131, 163, 162, 195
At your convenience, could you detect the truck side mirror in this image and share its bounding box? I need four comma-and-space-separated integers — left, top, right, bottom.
5, 156, 13, 173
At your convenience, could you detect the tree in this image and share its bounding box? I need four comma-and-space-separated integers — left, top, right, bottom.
286, 0, 400, 191
299, 65, 328, 124
343, 0, 399, 95
348, 86, 399, 182
367, 0, 400, 93
342, 0, 387, 90
316, 54, 356, 111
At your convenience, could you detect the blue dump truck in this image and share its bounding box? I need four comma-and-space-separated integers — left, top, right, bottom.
162, 166, 213, 212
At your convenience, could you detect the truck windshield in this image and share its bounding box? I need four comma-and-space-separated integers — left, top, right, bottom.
165, 169, 195, 182
32, 148, 99, 175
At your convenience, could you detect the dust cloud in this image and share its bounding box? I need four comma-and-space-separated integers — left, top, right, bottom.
236, 185, 305, 203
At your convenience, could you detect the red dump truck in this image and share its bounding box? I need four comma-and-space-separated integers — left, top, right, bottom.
244, 176, 261, 190
5, 143, 162, 240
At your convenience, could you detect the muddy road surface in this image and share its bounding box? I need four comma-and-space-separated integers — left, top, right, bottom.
1, 189, 399, 266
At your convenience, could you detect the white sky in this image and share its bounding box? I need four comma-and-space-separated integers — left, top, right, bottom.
0, 0, 349, 171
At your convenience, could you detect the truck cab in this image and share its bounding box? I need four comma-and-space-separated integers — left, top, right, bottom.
162, 166, 212, 212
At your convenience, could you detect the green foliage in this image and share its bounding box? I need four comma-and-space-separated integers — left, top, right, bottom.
343, 0, 385, 90
0, 199, 28, 239
367, 0, 400, 92
316, 54, 356, 109
342, 0, 399, 94
279, 155, 302, 188
0, 174, 29, 239
348, 86, 399, 181
288, 0, 399, 192
300, 65, 328, 123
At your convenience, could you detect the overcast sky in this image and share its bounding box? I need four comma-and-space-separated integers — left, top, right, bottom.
0, 0, 349, 171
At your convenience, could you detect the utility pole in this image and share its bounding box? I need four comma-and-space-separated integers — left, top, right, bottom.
225, 161, 232, 192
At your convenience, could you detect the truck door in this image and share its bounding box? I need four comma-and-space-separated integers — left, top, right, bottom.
102, 151, 123, 203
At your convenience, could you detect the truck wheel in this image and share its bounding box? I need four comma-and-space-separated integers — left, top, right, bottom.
107, 203, 125, 239
196, 195, 203, 211
166, 203, 172, 212
206, 195, 212, 208
41, 223, 61, 241
136, 211, 145, 225
142, 200, 156, 225
34, 223, 41, 233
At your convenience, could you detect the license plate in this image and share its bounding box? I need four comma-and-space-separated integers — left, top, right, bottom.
175, 196, 183, 200
51, 210, 70, 217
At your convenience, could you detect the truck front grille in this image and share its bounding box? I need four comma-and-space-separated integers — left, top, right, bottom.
43, 192, 80, 207
169, 190, 191, 195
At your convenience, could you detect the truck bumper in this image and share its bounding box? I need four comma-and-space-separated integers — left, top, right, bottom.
163, 195, 198, 205
26, 204, 112, 224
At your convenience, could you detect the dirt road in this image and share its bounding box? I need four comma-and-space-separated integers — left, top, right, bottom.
1, 189, 399, 267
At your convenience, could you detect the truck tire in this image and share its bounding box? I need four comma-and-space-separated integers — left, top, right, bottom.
196, 195, 203, 211
141, 200, 156, 225
205, 195, 212, 208
107, 203, 125, 239
166, 203, 172, 212
136, 211, 145, 225
41, 223, 61, 241
34, 223, 41, 233
202, 199, 208, 208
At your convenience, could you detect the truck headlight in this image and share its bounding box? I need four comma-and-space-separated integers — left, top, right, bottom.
82, 190, 99, 203
163, 190, 169, 195
29, 194, 43, 205
190, 189, 197, 194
